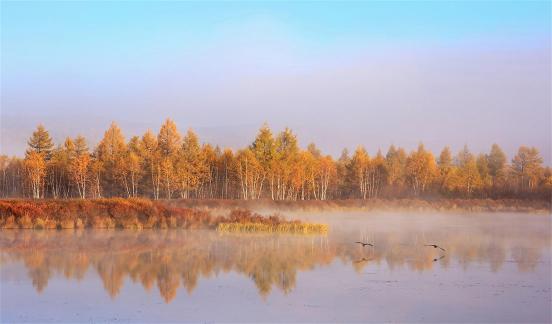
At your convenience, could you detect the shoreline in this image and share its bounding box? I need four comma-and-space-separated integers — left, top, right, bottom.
164, 198, 551, 214
0, 198, 326, 231
0, 198, 548, 231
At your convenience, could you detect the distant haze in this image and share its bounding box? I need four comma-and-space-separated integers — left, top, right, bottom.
1, 2, 550, 162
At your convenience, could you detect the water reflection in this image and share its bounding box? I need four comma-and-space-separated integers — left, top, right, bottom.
1, 217, 549, 303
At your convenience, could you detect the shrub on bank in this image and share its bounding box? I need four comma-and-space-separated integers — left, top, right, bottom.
0, 199, 327, 233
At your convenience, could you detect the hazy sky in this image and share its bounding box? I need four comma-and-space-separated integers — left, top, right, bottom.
1, 1, 550, 162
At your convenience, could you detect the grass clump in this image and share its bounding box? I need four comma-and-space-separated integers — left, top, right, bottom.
218, 209, 329, 234
217, 222, 329, 234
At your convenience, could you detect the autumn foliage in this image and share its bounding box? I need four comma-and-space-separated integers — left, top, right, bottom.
0, 198, 327, 231
217, 209, 328, 234
1, 121, 550, 201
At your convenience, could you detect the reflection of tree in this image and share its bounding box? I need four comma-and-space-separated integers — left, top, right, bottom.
487, 243, 506, 272
0, 225, 548, 303
158, 263, 180, 303
512, 247, 542, 272
29, 266, 50, 293
96, 254, 126, 298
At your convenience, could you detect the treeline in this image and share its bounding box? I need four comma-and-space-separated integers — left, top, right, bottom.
0, 119, 550, 200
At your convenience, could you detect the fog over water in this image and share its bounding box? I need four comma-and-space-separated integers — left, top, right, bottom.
1, 212, 550, 322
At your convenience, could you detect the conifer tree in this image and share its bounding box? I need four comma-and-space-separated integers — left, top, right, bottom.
26, 125, 54, 159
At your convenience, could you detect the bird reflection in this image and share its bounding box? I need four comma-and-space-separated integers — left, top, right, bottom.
354, 257, 374, 264
433, 255, 445, 262
355, 241, 375, 247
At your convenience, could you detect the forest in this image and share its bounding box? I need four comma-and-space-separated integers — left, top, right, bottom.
0, 119, 550, 200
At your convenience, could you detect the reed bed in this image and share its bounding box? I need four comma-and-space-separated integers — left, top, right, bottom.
217, 222, 329, 234
0, 199, 327, 233
0, 198, 218, 230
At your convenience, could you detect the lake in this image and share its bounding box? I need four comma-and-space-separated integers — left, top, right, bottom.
1, 212, 550, 322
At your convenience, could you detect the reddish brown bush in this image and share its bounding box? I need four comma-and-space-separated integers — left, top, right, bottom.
0, 199, 305, 230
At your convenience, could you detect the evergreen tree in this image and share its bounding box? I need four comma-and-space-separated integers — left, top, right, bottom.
26, 124, 54, 159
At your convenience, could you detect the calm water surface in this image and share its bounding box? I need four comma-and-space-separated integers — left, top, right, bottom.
1, 212, 550, 323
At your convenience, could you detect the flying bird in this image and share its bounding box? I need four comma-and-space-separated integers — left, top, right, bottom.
355, 241, 375, 247
425, 244, 446, 251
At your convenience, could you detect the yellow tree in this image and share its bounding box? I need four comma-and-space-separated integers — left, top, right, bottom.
70, 153, 90, 199
370, 150, 387, 198
305, 143, 338, 201
351, 147, 386, 199
351, 146, 370, 199
141, 130, 161, 199
125, 136, 143, 197
511, 146, 543, 193
0, 156, 8, 197
437, 146, 456, 194
476, 153, 492, 194
157, 119, 181, 199
292, 150, 313, 200
89, 155, 103, 198
304, 146, 321, 200
540, 167, 552, 196
234, 148, 262, 200
250, 124, 275, 199
488, 144, 507, 188
47, 139, 72, 198
336, 149, 353, 198
26, 124, 54, 158
69, 135, 90, 199
199, 144, 218, 199
25, 125, 56, 198
219, 148, 235, 199
96, 122, 127, 196
24, 152, 46, 199
385, 145, 407, 194
455, 145, 482, 196
26, 125, 54, 198
318, 155, 336, 200
405, 144, 438, 196
177, 129, 206, 199
273, 128, 299, 200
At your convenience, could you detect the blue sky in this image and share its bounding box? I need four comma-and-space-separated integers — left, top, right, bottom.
1, 1, 551, 161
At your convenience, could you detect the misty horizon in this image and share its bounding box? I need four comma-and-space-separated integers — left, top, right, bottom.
2, 118, 549, 166
1, 2, 550, 163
